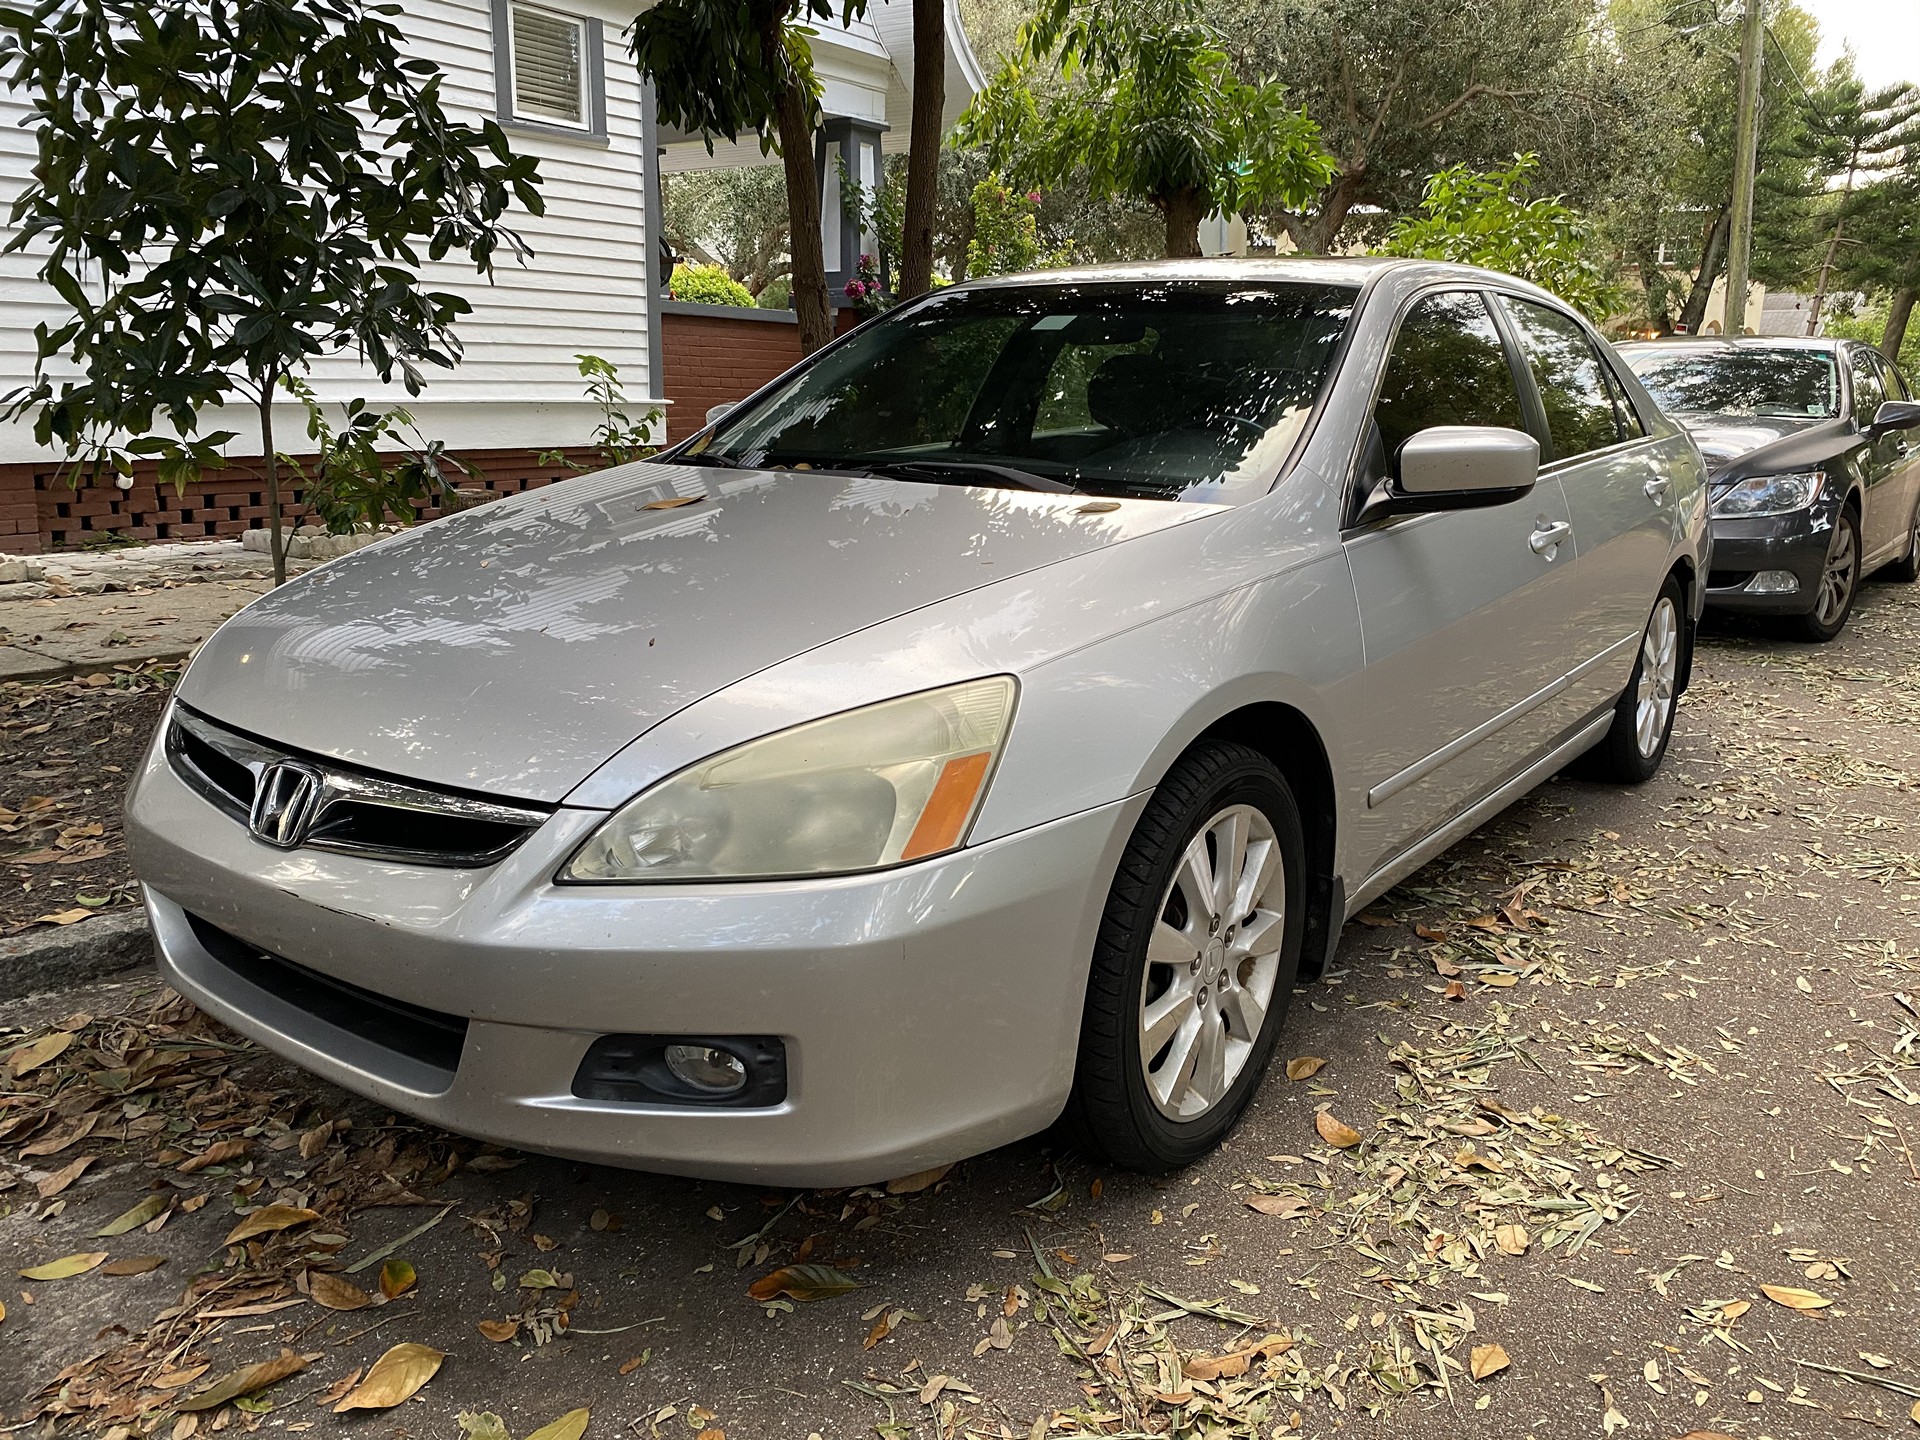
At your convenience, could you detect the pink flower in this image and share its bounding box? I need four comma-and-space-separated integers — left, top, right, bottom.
1025, 190, 1041, 203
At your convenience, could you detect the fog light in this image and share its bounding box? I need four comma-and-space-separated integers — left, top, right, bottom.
1744, 570, 1799, 595
664, 1043, 748, 1094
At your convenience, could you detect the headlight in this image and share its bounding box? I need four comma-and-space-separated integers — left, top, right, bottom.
561, 677, 1017, 882
1710, 470, 1823, 518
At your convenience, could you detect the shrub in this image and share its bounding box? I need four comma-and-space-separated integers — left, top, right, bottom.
756, 275, 793, 310
669, 263, 755, 308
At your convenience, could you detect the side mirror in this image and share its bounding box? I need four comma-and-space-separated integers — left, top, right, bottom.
705, 401, 738, 426
1869, 399, 1920, 436
1361, 425, 1539, 522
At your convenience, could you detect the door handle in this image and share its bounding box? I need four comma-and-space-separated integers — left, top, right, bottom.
1644, 474, 1671, 500
1529, 521, 1573, 556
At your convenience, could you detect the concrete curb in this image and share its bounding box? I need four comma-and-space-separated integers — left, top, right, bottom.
0, 641, 202, 685
0, 908, 153, 999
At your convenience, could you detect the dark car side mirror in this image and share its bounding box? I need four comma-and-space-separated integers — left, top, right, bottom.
1869, 399, 1920, 436
1357, 425, 1540, 523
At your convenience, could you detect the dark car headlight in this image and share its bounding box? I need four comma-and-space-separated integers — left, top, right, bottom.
1710, 470, 1823, 518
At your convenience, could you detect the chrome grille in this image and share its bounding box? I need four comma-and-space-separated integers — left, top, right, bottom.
165, 705, 552, 868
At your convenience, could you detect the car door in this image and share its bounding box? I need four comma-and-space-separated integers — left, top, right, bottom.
1847, 346, 1902, 561
1497, 295, 1672, 715
1341, 288, 1586, 879
1869, 351, 1920, 554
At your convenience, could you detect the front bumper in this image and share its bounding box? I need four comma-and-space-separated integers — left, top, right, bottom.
127, 717, 1141, 1186
1702, 492, 1841, 615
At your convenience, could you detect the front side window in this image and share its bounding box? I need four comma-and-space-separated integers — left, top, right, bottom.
693, 281, 1358, 505
1852, 348, 1888, 422
1502, 298, 1624, 460
509, 3, 590, 128
1370, 290, 1527, 478
1625, 346, 1841, 419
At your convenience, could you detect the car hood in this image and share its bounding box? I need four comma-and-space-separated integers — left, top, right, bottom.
1669, 412, 1837, 477
179, 462, 1212, 803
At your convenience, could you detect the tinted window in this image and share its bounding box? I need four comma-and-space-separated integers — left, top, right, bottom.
1599, 359, 1647, 439
699, 281, 1356, 505
1372, 291, 1526, 474
1503, 299, 1623, 459
1852, 349, 1887, 422
1623, 346, 1841, 418
1885, 358, 1912, 402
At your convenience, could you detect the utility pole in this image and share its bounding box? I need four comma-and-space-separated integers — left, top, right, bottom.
1724, 0, 1765, 335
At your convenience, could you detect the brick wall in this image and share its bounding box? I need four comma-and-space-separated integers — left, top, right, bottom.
659, 302, 858, 442
0, 448, 601, 554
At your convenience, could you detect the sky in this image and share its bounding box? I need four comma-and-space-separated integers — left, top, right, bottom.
1802, 0, 1920, 91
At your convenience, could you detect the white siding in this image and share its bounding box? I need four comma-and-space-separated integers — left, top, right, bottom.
0, 0, 658, 462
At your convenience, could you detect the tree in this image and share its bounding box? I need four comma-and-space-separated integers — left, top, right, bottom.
1796, 66, 1920, 333
895, 0, 946, 299
660, 165, 792, 295
956, 0, 1334, 258
630, 0, 860, 355
1834, 162, 1920, 361
1382, 156, 1622, 318
0, 0, 542, 584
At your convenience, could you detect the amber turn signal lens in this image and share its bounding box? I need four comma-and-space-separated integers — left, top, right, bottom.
901, 751, 993, 860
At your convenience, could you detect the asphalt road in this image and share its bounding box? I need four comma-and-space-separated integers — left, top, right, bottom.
3, 576, 1917, 1440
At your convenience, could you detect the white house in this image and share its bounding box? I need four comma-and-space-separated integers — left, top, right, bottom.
0, 0, 982, 551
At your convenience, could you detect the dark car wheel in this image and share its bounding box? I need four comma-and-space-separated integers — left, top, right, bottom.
1579, 575, 1684, 785
1784, 506, 1861, 642
1065, 741, 1304, 1171
1880, 503, 1920, 584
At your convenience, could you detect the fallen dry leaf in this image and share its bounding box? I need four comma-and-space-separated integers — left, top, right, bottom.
101, 1255, 167, 1276
525, 1409, 590, 1440
478, 1319, 520, 1343
95, 1193, 170, 1236
747, 1264, 861, 1302
226, 1204, 320, 1245
177, 1139, 249, 1174
1243, 1194, 1309, 1219
1315, 1111, 1362, 1148
1284, 1055, 1327, 1081
1909, 1399, 1919, 1427
7, 1031, 74, 1077
380, 1258, 417, 1298
642, 495, 703, 509
1495, 1223, 1530, 1256
333, 1342, 444, 1412
885, 1164, 952, 1195
307, 1271, 374, 1311
1182, 1335, 1292, 1381
1470, 1343, 1511, 1381
35, 1155, 95, 1198
178, 1350, 310, 1411
20, 1251, 106, 1280
1759, 1283, 1831, 1311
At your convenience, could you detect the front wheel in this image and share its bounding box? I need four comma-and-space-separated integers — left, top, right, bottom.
1579, 576, 1684, 784
1065, 741, 1305, 1171
1782, 507, 1861, 641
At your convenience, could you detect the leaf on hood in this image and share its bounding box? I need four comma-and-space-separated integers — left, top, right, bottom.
226, 1205, 321, 1245
884, 1164, 952, 1195
20, 1251, 106, 1280
1284, 1056, 1327, 1081
747, 1264, 862, 1303
95, 1193, 171, 1237
1469, 1343, 1511, 1381
306, 1271, 373, 1311
332, 1342, 444, 1412
526, 1408, 591, 1440
7, 1031, 74, 1077
1759, 1283, 1831, 1311
642, 495, 703, 510
177, 1349, 310, 1411
1314, 1111, 1362, 1148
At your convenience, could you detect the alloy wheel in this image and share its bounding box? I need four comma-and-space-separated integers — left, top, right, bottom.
1814, 519, 1858, 627
1137, 804, 1286, 1120
1634, 595, 1679, 758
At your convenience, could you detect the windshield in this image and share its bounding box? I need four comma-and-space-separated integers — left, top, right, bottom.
689, 279, 1357, 504
1622, 346, 1841, 420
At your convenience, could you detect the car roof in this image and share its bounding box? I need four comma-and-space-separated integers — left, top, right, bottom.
952, 255, 1569, 299
1616, 335, 1853, 356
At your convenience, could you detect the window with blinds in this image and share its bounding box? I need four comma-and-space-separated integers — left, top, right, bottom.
510, 4, 587, 127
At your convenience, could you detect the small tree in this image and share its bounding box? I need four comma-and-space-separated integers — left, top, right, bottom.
1797, 67, 1920, 334
1835, 163, 1920, 361
1382, 156, 1621, 318
0, 0, 543, 583
956, 0, 1334, 258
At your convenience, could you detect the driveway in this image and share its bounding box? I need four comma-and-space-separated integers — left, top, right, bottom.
3, 580, 1917, 1440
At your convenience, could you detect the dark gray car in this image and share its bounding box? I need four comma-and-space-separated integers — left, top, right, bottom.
1619, 336, 1920, 641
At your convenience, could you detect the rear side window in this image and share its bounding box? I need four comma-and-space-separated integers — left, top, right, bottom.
1372, 291, 1527, 474
1851, 348, 1887, 421
1872, 351, 1908, 403
1502, 298, 1623, 460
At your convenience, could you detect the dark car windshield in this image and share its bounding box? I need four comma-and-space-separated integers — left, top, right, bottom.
688, 279, 1357, 504
1622, 345, 1841, 420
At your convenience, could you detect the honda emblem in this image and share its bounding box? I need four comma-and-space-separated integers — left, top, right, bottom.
249, 761, 326, 848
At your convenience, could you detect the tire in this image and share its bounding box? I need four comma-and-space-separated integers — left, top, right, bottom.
1065, 740, 1305, 1171
1781, 505, 1861, 642
1580, 575, 1684, 785
1880, 502, 1920, 583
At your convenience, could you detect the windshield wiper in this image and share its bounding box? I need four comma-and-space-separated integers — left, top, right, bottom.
668, 452, 745, 468
856, 459, 1083, 494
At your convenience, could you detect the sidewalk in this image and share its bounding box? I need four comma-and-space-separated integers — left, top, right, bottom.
0, 539, 312, 681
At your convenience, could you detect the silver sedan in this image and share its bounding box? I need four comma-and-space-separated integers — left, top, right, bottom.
127, 259, 1710, 1185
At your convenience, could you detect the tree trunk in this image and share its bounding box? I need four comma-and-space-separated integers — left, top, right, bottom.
1276, 170, 1360, 256
258, 381, 285, 587
761, 14, 833, 354
1805, 214, 1842, 336
1679, 206, 1731, 336
1884, 286, 1916, 362
895, 0, 944, 300
1162, 187, 1207, 259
